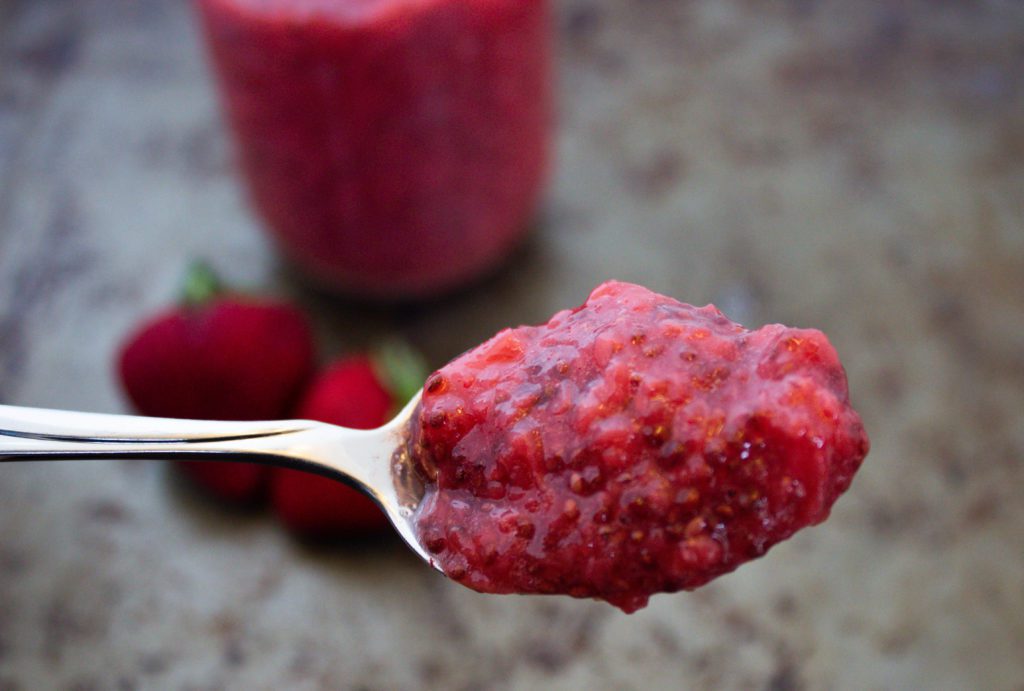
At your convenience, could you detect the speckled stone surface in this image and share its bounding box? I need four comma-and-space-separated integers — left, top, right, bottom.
1, 0, 1022, 689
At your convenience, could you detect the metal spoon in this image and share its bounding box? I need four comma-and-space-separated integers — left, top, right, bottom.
0, 395, 436, 567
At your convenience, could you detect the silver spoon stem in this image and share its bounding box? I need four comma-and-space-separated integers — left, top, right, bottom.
0, 399, 432, 565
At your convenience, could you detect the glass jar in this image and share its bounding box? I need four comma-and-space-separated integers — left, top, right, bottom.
196, 0, 552, 299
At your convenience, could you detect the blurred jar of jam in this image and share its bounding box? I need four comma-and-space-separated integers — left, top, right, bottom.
196, 0, 552, 299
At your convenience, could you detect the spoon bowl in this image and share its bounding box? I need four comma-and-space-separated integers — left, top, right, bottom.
0, 395, 437, 568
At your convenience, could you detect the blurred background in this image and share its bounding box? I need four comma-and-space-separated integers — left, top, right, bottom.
1, 0, 1022, 688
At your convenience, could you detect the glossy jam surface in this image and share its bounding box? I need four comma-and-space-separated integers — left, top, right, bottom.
197, 0, 550, 298
410, 281, 869, 612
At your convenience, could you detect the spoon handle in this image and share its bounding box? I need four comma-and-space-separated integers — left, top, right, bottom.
0, 401, 436, 568
0, 403, 322, 467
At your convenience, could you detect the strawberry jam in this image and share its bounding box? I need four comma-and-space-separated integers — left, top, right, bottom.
410, 281, 869, 612
196, 0, 551, 299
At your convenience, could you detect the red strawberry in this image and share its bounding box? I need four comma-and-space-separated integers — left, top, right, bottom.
117, 262, 315, 503
271, 346, 426, 537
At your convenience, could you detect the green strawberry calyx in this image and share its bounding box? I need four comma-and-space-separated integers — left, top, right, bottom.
371, 340, 430, 411
180, 261, 224, 308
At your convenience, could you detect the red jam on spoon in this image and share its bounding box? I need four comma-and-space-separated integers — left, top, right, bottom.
410, 281, 869, 612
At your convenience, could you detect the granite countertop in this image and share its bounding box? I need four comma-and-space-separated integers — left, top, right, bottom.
1, 0, 1022, 689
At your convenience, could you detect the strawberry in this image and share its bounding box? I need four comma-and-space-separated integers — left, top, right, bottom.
271, 344, 426, 537
117, 262, 315, 503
